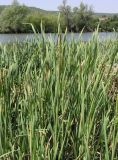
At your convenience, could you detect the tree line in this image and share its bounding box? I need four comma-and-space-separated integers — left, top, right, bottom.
0, 0, 118, 33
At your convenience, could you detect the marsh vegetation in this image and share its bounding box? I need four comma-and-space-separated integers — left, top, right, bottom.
0, 30, 118, 159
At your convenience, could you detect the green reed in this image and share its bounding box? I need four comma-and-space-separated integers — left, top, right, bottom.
0, 31, 118, 160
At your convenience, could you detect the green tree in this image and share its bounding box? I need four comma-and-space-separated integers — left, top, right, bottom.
73, 2, 94, 32
58, 0, 72, 31
44, 15, 59, 33
25, 12, 43, 32
0, 5, 29, 33
25, 12, 59, 33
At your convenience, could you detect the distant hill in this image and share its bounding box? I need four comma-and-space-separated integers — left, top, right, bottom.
0, 5, 58, 15
95, 13, 118, 17
0, 5, 118, 16
29, 7, 58, 14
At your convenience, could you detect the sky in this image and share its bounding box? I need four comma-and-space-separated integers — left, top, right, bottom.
0, 0, 118, 13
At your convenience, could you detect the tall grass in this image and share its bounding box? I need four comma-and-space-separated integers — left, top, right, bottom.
0, 31, 118, 159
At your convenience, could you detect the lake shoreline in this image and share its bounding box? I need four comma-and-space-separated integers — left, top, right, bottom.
0, 31, 117, 34
0, 32, 117, 43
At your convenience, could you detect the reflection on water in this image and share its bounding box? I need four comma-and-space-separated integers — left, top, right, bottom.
0, 32, 117, 43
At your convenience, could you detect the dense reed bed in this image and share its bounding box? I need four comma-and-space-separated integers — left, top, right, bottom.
0, 32, 118, 159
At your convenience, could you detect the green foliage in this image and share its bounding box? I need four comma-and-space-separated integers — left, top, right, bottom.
0, 33, 118, 159
0, 2, 117, 33
109, 15, 118, 31
0, 5, 63, 33
58, 1, 95, 32
0, 5, 29, 33
58, 0, 72, 31
99, 16, 118, 32
72, 2, 94, 31
25, 12, 59, 33
25, 12, 43, 32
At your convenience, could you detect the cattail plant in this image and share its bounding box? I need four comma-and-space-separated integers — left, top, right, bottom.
0, 28, 118, 159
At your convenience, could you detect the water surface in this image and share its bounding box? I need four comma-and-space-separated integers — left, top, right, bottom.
0, 32, 117, 43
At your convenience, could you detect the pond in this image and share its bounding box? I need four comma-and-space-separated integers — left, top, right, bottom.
0, 32, 117, 43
